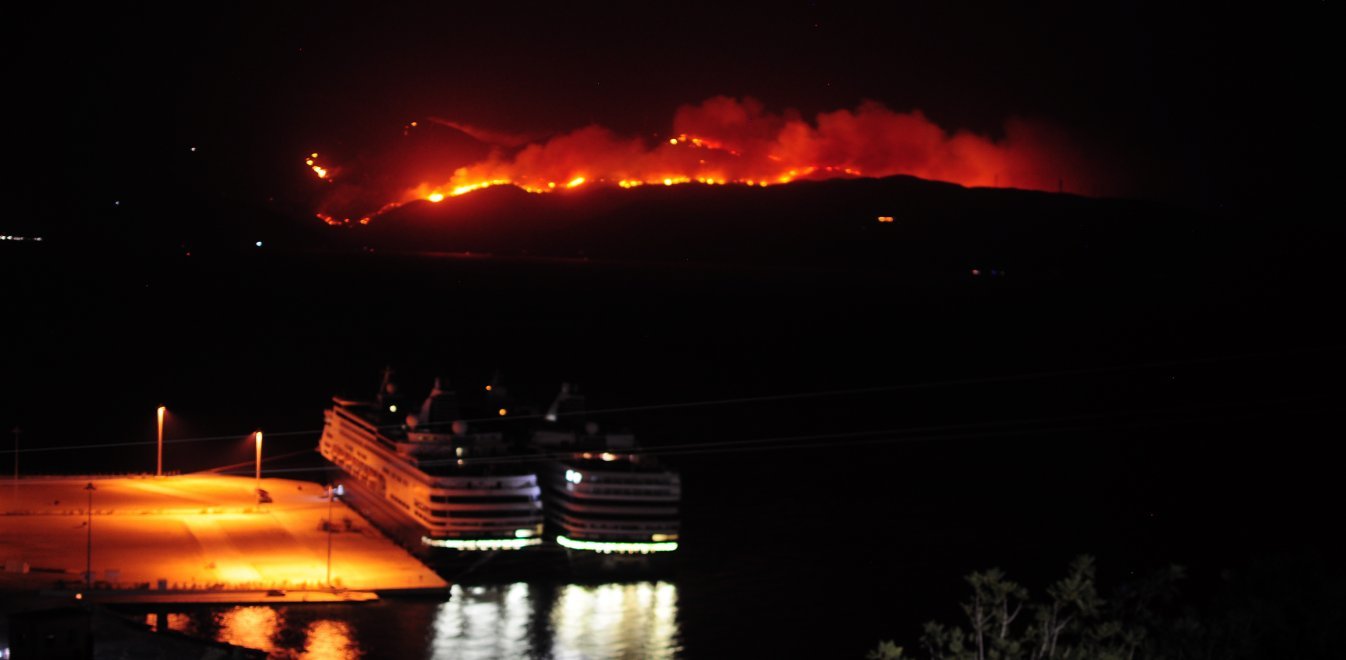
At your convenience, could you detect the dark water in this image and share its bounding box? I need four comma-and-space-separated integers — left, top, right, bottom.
130, 582, 679, 659
6, 239, 1343, 657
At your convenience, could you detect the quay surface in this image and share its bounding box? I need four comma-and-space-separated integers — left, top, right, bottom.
0, 475, 448, 602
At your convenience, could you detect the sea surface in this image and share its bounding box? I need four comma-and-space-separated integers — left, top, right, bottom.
128, 582, 680, 659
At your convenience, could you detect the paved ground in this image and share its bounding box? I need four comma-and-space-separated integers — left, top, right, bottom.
0, 475, 446, 593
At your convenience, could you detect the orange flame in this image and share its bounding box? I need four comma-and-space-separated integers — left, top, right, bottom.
307, 97, 1103, 224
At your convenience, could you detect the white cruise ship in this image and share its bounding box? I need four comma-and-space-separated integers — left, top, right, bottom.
533, 384, 681, 566
319, 370, 544, 552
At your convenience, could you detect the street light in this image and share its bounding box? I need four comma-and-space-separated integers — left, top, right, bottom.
254, 430, 263, 503
326, 483, 339, 588
84, 482, 95, 591
156, 406, 166, 477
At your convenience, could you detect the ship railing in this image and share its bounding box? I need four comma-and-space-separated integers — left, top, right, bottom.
555, 519, 679, 533
560, 485, 681, 499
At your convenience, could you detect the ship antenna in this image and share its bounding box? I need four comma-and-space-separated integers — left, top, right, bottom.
377, 366, 395, 405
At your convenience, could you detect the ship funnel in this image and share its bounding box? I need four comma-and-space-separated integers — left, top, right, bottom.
419, 378, 462, 429
546, 382, 587, 423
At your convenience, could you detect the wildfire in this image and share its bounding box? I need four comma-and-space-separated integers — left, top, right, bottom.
305, 153, 332, 180
306, 96, 1101, 224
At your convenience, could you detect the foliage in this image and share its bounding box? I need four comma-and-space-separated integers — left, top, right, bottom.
870, 550, 1345, 659
870, 555, 1171, 660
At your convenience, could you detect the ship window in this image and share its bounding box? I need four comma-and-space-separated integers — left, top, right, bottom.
429, 495, 536, 504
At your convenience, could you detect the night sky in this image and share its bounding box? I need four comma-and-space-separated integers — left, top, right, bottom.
3, 1, 1334, 238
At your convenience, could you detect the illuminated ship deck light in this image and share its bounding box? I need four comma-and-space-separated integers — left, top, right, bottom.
421, 537, 542, 551
556, 535, 678, 554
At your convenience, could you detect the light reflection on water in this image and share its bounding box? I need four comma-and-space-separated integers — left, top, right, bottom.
216, 606, 282, 655
144, 581, 679, 659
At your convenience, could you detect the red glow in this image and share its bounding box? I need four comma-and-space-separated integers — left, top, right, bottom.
308, 97, 1103, 225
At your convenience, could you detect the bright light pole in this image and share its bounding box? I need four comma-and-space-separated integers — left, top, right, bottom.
84, 482, 95, 591
156, 406, 166, 477
326, 483, 337, 588
254, 430, 263, 503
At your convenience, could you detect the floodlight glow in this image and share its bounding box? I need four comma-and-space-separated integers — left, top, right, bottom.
420, 536, 542, 551
556, 535, 678, 554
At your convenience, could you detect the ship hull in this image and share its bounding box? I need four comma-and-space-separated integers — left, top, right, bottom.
326, 464, 562, 582
560, 548, 678, 579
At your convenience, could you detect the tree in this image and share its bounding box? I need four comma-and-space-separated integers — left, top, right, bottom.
871, 556, 1168, 660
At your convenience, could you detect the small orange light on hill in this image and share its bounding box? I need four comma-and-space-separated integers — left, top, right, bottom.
498, 408, 508, 417
877, 216, 894, 223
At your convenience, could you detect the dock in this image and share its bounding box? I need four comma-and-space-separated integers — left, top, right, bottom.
0, 475, 448, 603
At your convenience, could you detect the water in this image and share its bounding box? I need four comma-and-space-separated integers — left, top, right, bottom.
135, 582, 680, 659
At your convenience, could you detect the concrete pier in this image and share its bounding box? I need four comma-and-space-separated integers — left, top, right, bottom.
0, 475, 447, 602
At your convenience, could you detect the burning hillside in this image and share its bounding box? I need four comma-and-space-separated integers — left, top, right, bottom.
309, 97, 1106, 225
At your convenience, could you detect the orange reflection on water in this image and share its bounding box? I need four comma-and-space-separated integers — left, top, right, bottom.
300, 619, 362, 660
215, 606, 280, 655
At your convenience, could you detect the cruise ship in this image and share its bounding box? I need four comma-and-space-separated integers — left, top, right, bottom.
532, 384, 681, 570
319, 370, 545, 555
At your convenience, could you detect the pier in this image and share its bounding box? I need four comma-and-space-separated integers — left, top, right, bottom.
0, 475, 447, 603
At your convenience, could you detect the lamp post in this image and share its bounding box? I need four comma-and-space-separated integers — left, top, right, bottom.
84, 482, 95, 591
254, 430, 263, 504
326, 483, 337, 588
156, 406, 166, 477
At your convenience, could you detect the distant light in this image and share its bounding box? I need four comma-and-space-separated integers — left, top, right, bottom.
566, 176, 586, 188
600, 452, 617, 462
75, 592, 83, 600
311, 152, 319, 158
669, 138, 678, 145
427, 192, 445, 203
565, 469, 582, 484
484, 385, 492, 392
514, 528, 535, 538
255, 241, 263, 247
335, 484, 344, 497
877, 216, 894, 223
190, 147, 197, 152
497, 408, 508, 417
114, 200, 120, 206
971, 268, 981, 276
389, 404, 397, 413
663, 178, 673, 186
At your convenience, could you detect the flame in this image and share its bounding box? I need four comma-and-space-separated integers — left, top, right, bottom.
307, 97, 1104, 224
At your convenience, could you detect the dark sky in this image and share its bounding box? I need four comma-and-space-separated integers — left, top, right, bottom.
3, 1, 1334, 231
